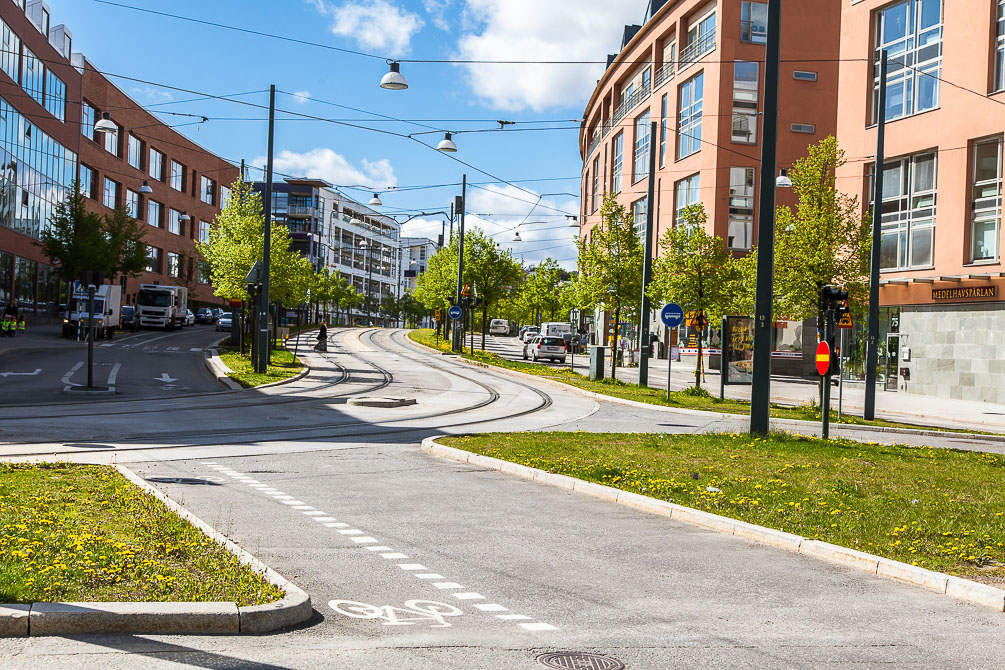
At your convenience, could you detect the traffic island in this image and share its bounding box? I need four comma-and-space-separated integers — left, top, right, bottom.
425, 431, 1005, 609
60, 385, 115, 396
347, 397, 417, 408
216, 347, 306, 388
0, 462, 311, 636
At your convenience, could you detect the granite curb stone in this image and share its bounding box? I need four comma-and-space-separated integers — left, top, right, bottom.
0, 604, 29, 637
420, 435, 1005, 613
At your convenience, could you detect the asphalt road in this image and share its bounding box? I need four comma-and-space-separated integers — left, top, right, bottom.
1, 328, 1004, 669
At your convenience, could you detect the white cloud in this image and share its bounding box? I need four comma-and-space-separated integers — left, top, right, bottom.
291, 90, 311, 105
250, 148, 398, 188
456, 0, 642, 112
309, 0, 424, 57
423, 0, 452, 30
131, 86, 174, 104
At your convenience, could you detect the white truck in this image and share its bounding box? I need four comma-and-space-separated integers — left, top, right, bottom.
137, 284, 189, 330
540, 321, 572, 338
64, 282, 121, 339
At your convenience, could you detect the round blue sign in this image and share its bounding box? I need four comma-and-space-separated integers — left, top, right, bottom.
447, 305, 462, 320
660, 302, 684, 328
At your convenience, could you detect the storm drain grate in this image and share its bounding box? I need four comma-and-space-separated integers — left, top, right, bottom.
537, 652, 625, 670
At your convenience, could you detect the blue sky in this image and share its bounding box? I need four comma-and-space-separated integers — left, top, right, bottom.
51, 0, 648, 267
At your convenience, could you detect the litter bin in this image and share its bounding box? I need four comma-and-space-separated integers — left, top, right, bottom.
589, 345, 606, 380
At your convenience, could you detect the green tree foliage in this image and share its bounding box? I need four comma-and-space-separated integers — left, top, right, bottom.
311, 267, 359, 323
520, 258, 564, 322
463, 229, 524, 349
413, 238, 458, 315
576, 194, 644, 379
648, 204, 745, 389
38, 184, 148, 285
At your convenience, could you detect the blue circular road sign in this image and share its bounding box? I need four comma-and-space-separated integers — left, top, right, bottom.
660, 303, 684, 328
448, 305, 462, 320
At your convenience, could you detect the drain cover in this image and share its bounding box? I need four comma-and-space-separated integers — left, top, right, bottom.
537, 652, 625, 670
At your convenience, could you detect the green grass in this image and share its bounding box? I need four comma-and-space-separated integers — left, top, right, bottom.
0, 463, 284, 604
441, 431, 1005, 584
407, 329, 990, 435
218, 347, 304, 388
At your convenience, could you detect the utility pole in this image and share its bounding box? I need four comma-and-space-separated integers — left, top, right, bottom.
748, 0, 782, 435
257, 85, 276, 373
864, 50, 888, 420
453, 176, 466, 352
638, 120, 658, 387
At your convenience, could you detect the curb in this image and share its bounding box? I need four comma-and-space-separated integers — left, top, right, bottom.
253, 357, 310, 389
420, 435, 1005, 614
0, 466, 313, 637
204, 349, 242, 390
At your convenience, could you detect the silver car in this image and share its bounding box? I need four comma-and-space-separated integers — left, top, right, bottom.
215, 312, 233, 331
523, 335, 566, 363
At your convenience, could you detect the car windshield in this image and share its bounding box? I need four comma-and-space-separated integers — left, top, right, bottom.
138, 292, 171, 307
122, 306, 133, 315
221, 313, 232, 319
541, 337, 564, 346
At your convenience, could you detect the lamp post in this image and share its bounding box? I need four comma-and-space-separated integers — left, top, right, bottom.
359, 239, 374, 326
453, 175, 467, 353
864, 49, 888, 420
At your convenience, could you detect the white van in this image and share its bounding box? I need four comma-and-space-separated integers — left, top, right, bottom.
540, 322, 572, 338
489, 319, 510, 336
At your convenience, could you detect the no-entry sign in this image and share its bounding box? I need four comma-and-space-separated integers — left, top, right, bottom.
816, 341, 831, 375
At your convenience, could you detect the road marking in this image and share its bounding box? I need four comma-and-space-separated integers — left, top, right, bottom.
292, 506, 315, 511
496, 614, 532, 621
473, 604, 508, 612
166, 346, 179, 351
415, 574, 444, 580
325, 522, 350, 528
99, 343, 114, 348
189, 347, 202, 352
313, 516, 338, 522
364, 546, 393, 551
381, 552, 409, 559
302, 511, 326, 516
329, 599, 463, 628
432, 582, 463, 589
0, 368, 41, 378
337, 529, 363, 535
519, 622, 558, 631
155, 373, 178, 383
397, 564, 426, 571
107, 362, 121, 387
61, 361, 84, 387
281, 500, 306, 505
452, 593, 484, 600
351, 537, 379, 543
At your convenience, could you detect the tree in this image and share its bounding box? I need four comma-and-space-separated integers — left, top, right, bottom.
463, 229, 524, 349
414, 238, 459, 333
576, 194, 644, 380
38, 184, 148, 288
521, 258, 565, 323
647, 204, 745, 389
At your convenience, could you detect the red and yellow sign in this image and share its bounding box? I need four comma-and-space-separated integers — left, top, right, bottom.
815, 341, 831, 375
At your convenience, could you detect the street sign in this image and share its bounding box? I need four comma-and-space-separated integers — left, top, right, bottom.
838, 312, 854, 329
245, 260, 263, 284
447, 305, 462, 320
816, 341, 831, 375
660, 303, 684, 328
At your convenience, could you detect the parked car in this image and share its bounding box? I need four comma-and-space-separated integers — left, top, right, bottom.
215, 312, 233, 331
211, 308, 224, 322
523, 335, 567, 363
184, 309, 195, 326
489, 319, 510, 336
195, 307, 215, 324
520, 327, 539, 342
120, 305, 139, 332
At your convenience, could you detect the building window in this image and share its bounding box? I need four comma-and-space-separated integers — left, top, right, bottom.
732, 61, 758, 144
871, 151, 937, 270
793, 70, 818, 82
220, 185, 232, 208
125, 189, 139, 219
81, 101, 95, 140
20, 47, 43, 107
0, 19, 20, 82
103, 120, 119, 157
79, 164, 95, 199
791, 123, 816, 134
741, 2, 767, 44
591, 156, 600, 213
971, 137, 1002, 262
169, 160, 184, 190
44, 71, 64, 122
145, 246, 160, 273
200, 175, 215, 205
633, 110, 650, 184
149, 148, 164, 181
168, 209, 182, 235
873, 0, 942, 123
167, 252, 180, 278
631, 197, 648, 238
199, 220, 211, 243
728, 167, 755, 249
678, 72, 704, 159
147, 200, 162, 228
659, 94, 667, 168
102, 177, 118, 209
127, 135, 143, 171
995, 1, 1005, 92
611, 131, 623, 194
681, 7, 715, 69
674, 173, 700, 226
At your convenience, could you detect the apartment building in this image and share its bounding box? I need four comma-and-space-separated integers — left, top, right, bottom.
399, 236, 436, 293
578, 0, 841, 367
836, 0, 1005, 402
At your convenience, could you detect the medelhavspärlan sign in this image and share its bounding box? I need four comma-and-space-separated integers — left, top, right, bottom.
932, 286, 997, 301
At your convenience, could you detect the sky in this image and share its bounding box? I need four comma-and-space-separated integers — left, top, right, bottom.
48, 0, 653, 268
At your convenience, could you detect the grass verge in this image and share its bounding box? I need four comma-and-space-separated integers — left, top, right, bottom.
407, 329, 991, 435
0, 463, 284, 604
218, 347, 304, 388
441, 431, 1005, 584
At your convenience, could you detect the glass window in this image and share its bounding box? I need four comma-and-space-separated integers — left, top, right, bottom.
996, 1, 1005, 92
873, 0, 942, 123
125, 189, 139, 219
741, 2, 768, 43
681, 8, 716, 68
678, 72, 703, 158
14, 256, 35, 312
971, 137, 1002, 262
102, 177, 117, 209
220, 184, 232, 208
103, 120, 119, 157
728, 167, 756, 249
732, 61, 758, 144
591, 156, 600, 213
44, 70, 64, 122
167, 252, 180, 278
79, 164, 95, 199
633, 109, 650, 184
632, 196, 648, 238
659, 94, 667, 168
791, 123, 816, 134
611, 131, 623, 194
81, 101, 95, 140
199, 220, 211, 243
127, 135, 142, 170
146, 246, 160, 273
870, 151, 937, 270
793, 70, 818, 81
200, 175, 214, 205
147, 200, 162, 228
674, 173, 700, 226
149, 148, 164, 181
0, 18, 20, 82
169, 160, 183, 190
168, 208, 182, 235
20, 46, 43, 107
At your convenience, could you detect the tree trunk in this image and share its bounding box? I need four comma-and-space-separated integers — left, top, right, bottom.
695, 309, 703, 390
610, 305, 620, 381
481, 305, 487, 350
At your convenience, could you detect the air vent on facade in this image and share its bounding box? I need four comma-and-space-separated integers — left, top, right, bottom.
793, 70, 818, 81
791, 123, 816, 134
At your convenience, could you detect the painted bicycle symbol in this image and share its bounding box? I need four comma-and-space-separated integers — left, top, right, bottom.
328, 599, 464, 627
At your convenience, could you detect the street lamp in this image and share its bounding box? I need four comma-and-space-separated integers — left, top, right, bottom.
436, 133, 458, 153
512, 231, 523, 242
369, 192, 383, 206
139, 180, 153, 195
94, 112, 116, 133
775, 169, 793, 188
380, 61, 409, 90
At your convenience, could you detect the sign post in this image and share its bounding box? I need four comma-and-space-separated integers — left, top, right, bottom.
816, 340, 832, 439
660, 303, 684, 401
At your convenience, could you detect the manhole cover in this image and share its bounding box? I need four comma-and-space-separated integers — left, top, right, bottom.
146, 477, 222, 486
537, 652, 625, 670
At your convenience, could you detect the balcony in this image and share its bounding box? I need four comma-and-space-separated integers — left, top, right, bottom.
654, 62, 675, 90
679, 32, 715, 71
612, 85, 651, 125
287, 204, 317, 218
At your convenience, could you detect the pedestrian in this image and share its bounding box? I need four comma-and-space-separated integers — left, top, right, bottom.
17, 317, 25, 336
314, 320, 328, 353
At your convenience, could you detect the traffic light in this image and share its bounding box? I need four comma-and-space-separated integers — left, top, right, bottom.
820, 285, 848, 309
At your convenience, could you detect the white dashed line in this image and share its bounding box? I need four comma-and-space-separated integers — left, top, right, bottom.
189, 347, 202, 352
452, 593, 484, 600
473, 604, 508, 612
302, 511, 327, 516
365, 545, 392, 551
496, 614, 532, 620
432, 582, 463, 589
415, 574, 444, 580
337, 529, 363, 535
281, 500, 307, 505
313, 517, 338, 522
350, 536, 378, 543
396, 564, 426, 571
519, 622, 558, 631
380, 552, 408, 559
326, 522, 350, 528
292, 506, 315, 511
